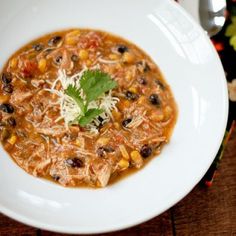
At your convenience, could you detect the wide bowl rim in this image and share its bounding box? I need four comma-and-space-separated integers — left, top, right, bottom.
0, 0, 229, 234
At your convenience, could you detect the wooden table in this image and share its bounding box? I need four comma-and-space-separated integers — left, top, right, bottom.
1, 130, 236, 236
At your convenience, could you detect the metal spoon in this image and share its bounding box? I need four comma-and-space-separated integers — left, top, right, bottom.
199, 0, 227, 37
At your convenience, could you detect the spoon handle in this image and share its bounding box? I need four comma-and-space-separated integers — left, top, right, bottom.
178, 0, 226, 37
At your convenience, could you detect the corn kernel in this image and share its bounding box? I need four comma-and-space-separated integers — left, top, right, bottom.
114, 122, 120, 129
67, 30, 80, 37
75, 139, 81, 147
119, 145, 129, 160
109, 54, 119, 60
157, 114, 165, 121
125, 73, 132, 80
86, 60, 92, 67
8, 135, 17, 145
138, 96, 146, 105
0, 95, 9, 103
123, 52, 134, 63
112, 110, 122, 120
38, 58, 47, 73
65, 30, 80, 45
79, 49, 89, 60
150, 113, 164, 122
9, 58, 18, 69
118, 159, 129, 170
129, 87, 137, 94
97, 137, 110, 146
164, 106, 173, 119
130, 150, 141, 160
130, 150, 143, 168
65, 37, 77, 45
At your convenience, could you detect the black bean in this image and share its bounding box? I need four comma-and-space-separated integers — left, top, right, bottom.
117, 45, 128, 54
3, 84, 13, 94
33, 43, 44, 51
55, 56, 63, 65
97, 147, 105, 157
143, 62, 151, 72
1, 73, 12, 84
48, 36, 62, 46
65, 157, 83, 168
103, 146, 115, 153
71, 54, 79, 62
0, 103, 14, 113
137, 77, 147, 85
7, 117, 16, 127
44, 48, 54, 55
96, 116, 105, 129
125, 91, 138, 101
155, 79, 165, 90
149, 94, 161, 105
140, 144, 152, 158
52, 174, 60, 181
97, 146, 115, 157
122, 118, 132, 127
136, 61, 151, 72
98, 116, 104, 123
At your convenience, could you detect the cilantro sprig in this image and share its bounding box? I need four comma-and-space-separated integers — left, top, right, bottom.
65, 85, 86, 115
65, 69, 117, 127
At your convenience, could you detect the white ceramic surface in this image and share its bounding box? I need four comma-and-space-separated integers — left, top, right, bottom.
178, 0, 200, 23
0, 0, 228, 234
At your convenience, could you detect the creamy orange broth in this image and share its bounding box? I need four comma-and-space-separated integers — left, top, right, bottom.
0, 29, 177, 187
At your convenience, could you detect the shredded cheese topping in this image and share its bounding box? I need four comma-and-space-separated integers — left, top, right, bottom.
45, 69, 119, 133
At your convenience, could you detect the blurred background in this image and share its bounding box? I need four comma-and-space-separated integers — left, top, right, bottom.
180, 0, 235, 129
178, 0, 236, 188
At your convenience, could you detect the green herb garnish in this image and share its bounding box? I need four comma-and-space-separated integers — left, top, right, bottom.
65, 85, 86, 115
65, 69, 117, 127
78, 108, 104, 127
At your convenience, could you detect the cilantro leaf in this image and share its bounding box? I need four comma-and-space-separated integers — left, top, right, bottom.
64, 70, 117, 127
65, 85, 85, 114
80, 70, 117, 102
78, 108, 103, 127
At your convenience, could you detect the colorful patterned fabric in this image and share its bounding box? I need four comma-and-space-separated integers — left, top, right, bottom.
202, 0, 236, 186
212, 0, 236, 127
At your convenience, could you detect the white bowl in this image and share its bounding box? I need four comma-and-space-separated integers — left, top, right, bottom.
0, 0, 228, 234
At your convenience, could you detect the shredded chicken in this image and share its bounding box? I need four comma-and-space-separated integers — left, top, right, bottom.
10, 89, 33, 105
0, 28, 176, 188
90, 160, 112, 187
